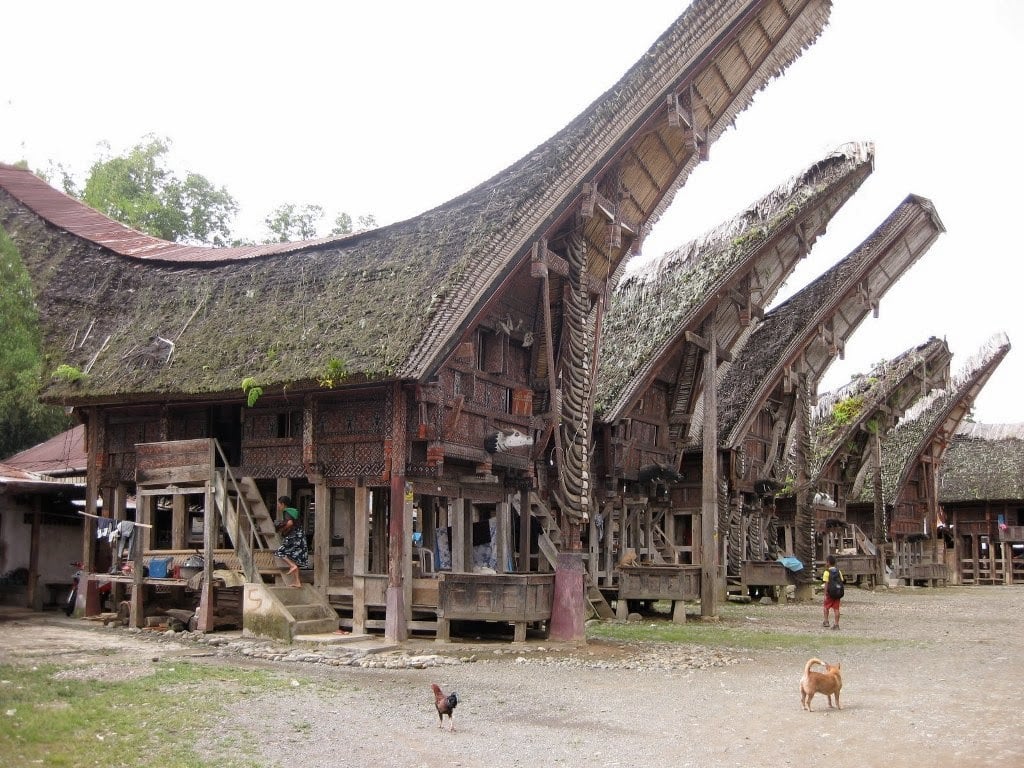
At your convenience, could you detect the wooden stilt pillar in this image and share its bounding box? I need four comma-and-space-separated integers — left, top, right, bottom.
385, 381, 409, 643
195, 485, 216, 632
352, 484, 368, 634
171, 494, 187, 549
452, 497, 468, 573
130, 495, 153, 628
313, 481, 330, 592
549, 552, 585, 643
27, 497, 42, 610
701, 325, 719, 617
518, 489, 530, 573
497, 496, 512, 573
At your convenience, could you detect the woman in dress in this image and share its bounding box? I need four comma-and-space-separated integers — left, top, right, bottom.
274, 495, 309, 587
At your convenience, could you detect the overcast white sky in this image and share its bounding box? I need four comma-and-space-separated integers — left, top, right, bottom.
3, 1, 1023, 423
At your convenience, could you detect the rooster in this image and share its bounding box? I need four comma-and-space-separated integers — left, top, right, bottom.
431, 683, 458, 731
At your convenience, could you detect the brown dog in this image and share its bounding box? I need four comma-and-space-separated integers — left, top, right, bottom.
800, 657, 842, 711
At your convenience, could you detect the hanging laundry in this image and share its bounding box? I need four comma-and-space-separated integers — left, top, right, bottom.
95, 518, 114, 540
115, 520, 136, 561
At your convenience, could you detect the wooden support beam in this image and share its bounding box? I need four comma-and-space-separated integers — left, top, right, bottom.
497, 496, 512, 574
530, 239, 570, 279
352, 484, 368, 634
195, 485, 215, 632
27, 497, 41, 610
386, 381, 409, 643
686, 330, 733, 362
580, 182, 616, 222
451, 497, 469, 573
701, 322, 719, 617
313, 482, 330, 592
517, 489, 531, 573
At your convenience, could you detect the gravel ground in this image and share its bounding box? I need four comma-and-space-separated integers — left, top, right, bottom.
2, 585, 1022, 767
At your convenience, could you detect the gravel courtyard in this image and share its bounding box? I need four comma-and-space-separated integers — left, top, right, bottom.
2, 585, 1021, 767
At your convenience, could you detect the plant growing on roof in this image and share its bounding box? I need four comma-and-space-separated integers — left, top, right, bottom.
53, 364, 86, 383
819, 394, 864, 440
318, 358, 348, 389
241, 377, 263, 407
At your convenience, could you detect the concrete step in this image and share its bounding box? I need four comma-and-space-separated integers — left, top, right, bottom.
293, 617, 339, 635
287, 604, 335, 621
267, 585, 317, 606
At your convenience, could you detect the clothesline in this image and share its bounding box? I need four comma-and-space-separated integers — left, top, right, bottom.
77, 509, 154, 528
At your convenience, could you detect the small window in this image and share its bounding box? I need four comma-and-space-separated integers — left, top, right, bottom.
277, 410, 302, 439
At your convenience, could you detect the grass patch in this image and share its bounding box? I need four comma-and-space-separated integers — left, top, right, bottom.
0, 661, 293, 767
587, 601, 893, 652
586, 620, 883, 651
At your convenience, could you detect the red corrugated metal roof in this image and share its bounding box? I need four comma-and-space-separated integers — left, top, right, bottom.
0, 462, 44, 481
0, 163, 352, 263
3, 425, 86, 476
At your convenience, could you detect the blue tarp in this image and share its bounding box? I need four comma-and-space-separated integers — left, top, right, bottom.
778, 556, 804, 573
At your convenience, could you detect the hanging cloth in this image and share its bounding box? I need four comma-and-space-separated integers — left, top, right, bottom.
96, 518, 114, 540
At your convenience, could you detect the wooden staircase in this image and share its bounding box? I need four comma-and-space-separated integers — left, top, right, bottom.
525, 491, 562, 568
518, 492, 614, 620
212, 469, 281, 583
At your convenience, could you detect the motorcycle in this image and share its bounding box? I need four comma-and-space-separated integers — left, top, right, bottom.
64, 561, 111, 617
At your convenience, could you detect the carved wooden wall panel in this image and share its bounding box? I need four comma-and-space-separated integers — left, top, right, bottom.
105, 417, 161, 483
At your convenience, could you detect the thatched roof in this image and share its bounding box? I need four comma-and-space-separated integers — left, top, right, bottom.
810, 336, 951, 484
595, 140, 872, 419
940, 423, 1024, 503
0, 0, 833, 406
715, 194, 944, 448
860, 334, 1012, 504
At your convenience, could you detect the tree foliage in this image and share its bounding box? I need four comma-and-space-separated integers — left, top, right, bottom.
330, 212, 377, 236
263, 203, 325, 243
80, 135, 238, 246
0, 228, 72, 458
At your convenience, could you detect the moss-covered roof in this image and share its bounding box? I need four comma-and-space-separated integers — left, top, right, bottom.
810, 336, 951, 481
940, 423, 1024, 503
0, 0, 832, 406
715, 194, 943, 447
595, 141, 871, 418
859, 334, 1012, 503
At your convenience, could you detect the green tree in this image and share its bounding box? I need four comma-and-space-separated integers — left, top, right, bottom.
0, 228, 72, 458
330, 212, 377, 236
81, 135, 238, 246
263, 203, 324, 242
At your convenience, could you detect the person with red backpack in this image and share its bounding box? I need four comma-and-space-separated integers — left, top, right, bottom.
822, 554, 845, 630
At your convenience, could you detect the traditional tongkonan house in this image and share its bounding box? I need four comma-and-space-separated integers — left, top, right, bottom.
714, 194, 945, 599
590, 142, 874, 619
939, 422, 1024, 585
810, 337, 952, 585
845, 334, 1012, 586
0, 0, 834, 642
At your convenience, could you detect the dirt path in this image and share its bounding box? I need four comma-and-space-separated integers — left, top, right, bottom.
2, 585, 1022, 767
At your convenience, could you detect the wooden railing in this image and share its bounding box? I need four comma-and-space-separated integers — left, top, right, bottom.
212, 439, 264, 583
